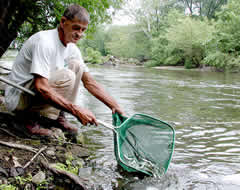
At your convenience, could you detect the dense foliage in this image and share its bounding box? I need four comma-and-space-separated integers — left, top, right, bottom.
81, 0, 240, 71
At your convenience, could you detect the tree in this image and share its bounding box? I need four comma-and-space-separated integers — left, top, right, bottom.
147, 9, 215, 68
105, 25, 151, 60
80, 26, 108, 56
179, 0, 228, 18
166, 16, 214, 68
0, 0, 40, 57
0, 0, 124, 57
124, 0, 181, 39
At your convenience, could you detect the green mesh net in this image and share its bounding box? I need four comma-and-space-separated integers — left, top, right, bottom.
112, 113, 175, 177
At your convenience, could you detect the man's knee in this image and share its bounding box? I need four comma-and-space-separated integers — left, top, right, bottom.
68, 59, 84, 79
50, 68, 76, 87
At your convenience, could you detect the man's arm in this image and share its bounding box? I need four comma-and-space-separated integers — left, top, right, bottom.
33, 75, 97, 125
82, 72, 124, 115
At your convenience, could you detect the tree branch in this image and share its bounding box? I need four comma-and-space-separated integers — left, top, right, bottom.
0, 140, 37, 153
23, 146, 47, 169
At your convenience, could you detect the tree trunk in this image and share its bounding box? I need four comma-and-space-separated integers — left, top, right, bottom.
0, 0, 38, 57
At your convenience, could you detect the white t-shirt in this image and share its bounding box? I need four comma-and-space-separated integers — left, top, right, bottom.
5, 28, 89, 111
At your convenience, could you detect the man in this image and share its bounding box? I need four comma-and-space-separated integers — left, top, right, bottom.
4, 4, 124, 137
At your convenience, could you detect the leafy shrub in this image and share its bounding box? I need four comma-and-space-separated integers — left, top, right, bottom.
0, 184, 16, 190
150, 9, 214, 68
165, 54, 184, 66
144, 60, 159, 67
84, 47, 103, 64
203, 0, 240, 71
105, 25, 151, 61
150, 37, 169, 66
203, 51, 240, 71
166, 16, 214, 68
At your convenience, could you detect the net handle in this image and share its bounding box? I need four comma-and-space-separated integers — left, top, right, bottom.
0, 76, 36, 96
1, 76, 117, 131
97, 119, 116, 132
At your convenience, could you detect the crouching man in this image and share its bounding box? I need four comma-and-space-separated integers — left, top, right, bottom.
4, 4, 124, 137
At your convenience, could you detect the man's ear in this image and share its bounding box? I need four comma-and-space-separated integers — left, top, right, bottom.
60, 16, 67, 29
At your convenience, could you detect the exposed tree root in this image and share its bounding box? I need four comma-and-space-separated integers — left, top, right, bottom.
41, 160, 90, 190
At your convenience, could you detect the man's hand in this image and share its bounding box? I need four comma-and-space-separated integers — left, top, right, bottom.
73, 105, 98, 126
112, 106, 125, 116
34, 75, 98, 126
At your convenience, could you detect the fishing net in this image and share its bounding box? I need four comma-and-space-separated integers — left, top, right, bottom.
112, 113, 175, 177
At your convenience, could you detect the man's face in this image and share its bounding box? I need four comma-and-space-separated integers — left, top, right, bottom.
60, 16, 88, 45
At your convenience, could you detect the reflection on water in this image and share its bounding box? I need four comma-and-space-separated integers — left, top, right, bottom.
72, 65, 240, 189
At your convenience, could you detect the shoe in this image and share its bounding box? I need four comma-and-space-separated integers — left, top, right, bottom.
26, 121, 53, 137
56, 111, 78, 135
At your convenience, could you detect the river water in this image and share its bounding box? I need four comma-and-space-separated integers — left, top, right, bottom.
72, 65, 240, 190
2, 49, 240, 189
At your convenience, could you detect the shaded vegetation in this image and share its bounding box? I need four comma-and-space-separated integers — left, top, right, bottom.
0, 0, 125, 56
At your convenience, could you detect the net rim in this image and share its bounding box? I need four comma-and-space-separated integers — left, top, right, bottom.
114, 113, 176, 176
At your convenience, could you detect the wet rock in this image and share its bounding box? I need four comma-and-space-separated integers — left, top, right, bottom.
78, 167, 92, 178
16, 167, 24, 176
102, 61, 116, 66
70, 145, 90, 158
55, 146, 67, 162
32, 171, 46, 184
56, 146, 66, 153
51, 127, 66, 140
0, 167, 8, 177
9, 167, 18, 177
9, 166, 24, 177
0, 177, 8, 184
24, 183, 34, 190
72, 159, 84, 168
136, 62, 144, 66
46, 147, 56, 158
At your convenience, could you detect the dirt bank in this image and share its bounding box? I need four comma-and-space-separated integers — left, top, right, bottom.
0, 97, 93, 190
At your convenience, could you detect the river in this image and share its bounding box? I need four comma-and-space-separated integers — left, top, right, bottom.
69, 65, 240, 190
